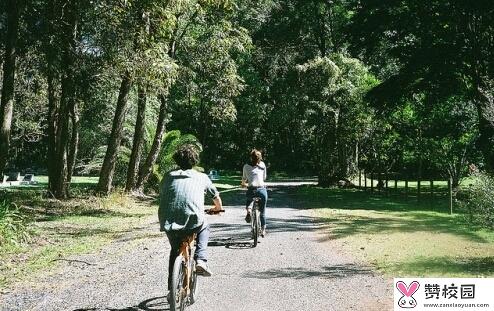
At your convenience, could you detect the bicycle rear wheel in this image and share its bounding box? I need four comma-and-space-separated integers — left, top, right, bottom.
170, 255, 187, 311
252, 205, 259, 247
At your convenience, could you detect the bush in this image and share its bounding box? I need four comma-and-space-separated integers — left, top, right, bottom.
460, 172, 494, 229
0, 200, 31, 247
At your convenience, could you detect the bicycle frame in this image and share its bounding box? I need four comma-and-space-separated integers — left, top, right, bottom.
178, 234, 195, 295
170, 234, 197, 311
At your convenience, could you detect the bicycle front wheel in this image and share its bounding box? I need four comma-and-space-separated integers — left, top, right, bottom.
170, 255, 187, 311
189, 259, 199, 304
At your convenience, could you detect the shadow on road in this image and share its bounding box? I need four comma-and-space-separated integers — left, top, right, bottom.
210, 214, 327, 236
73, 296, 169, 311
242, 264, 374, 280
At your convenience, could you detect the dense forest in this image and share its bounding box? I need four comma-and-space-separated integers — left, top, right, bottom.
1, 0, 493, 198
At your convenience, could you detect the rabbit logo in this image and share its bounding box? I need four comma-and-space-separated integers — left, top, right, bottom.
396, 281, 420, 308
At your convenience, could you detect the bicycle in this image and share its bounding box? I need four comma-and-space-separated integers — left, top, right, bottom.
248, 197, 262, 247
169, 208, 224, 311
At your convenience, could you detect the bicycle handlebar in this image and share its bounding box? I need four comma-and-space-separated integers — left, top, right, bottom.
205, 208, 226, 215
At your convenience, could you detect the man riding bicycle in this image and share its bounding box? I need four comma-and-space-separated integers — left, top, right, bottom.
159, 144, 223, 300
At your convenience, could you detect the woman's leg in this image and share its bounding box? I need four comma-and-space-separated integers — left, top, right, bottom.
245, 188, 254, 209
245, 188, 254, 222
256, 188, 268, 227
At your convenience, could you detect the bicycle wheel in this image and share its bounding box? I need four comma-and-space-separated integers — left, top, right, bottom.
189, 259, 199, 304
252, 204, 259, 247
170, 255, 187, 311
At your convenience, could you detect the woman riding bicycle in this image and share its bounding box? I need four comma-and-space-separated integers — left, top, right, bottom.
241, 149, 268, 237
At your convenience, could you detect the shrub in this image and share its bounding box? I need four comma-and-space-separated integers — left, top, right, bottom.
460, 172, 494, 229
0, 200, 31, 247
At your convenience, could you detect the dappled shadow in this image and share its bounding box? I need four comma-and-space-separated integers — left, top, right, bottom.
37, 209, 137, 222
217, 186, 489, 245
73, 296, 169, 311
243, 264, 374, 280
209, 213, 327, 240
37, 222, 158, 241
387, 256, 494, 277
318, 211, 490, 243
280, 186, 491, 244
208, 238, 254, 249
290, 186, 452, 213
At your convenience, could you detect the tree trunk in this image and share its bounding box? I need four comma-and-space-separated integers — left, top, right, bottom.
51, 87, 71, 198
125, 85, 147, 192
135, 94, 168, 191
50, 1, 78, 199
0, 0, 20, 178
45, 0, 59, 192
97, 72, 133, 195
67, 101, 79, 183
46, 74, 59, 191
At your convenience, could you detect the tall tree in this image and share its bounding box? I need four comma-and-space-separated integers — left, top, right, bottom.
349, 0, 494, 172
97, 72, 133, 194
125, 84, 147, 192
0, 0, 22, 178
49, 0, 79, 198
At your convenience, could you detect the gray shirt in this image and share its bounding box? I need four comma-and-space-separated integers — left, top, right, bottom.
158, 169, 219, 232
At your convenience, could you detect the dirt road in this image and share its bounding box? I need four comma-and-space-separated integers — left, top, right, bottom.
0, 185, 392, 311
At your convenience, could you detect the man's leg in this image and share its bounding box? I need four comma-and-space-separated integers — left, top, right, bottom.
194, 223, 210, 262
194, 223, 212, 276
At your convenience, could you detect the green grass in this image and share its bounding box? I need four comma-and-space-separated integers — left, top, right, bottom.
0, 191, 155, 289
1, 175, 97, 188
294, 186, 494, 277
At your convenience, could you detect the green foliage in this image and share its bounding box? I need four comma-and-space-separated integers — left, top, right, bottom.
143, 130, 201, 193
0, 200, 31, 247
295, 53, 377, 182
461, 173, 494, 229
80, 145, 131, 188
158, 130, 202, 175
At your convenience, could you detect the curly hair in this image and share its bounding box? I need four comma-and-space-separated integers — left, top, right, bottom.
250, 149, 262, 166
173, 144, 200, 170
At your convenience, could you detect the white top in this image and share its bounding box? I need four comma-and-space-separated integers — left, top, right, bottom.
242, 161, 267, 187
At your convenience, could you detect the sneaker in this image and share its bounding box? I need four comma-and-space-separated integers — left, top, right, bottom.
196, 260, 212, 277
245, 211, 252, 223
261, 226, 266, 238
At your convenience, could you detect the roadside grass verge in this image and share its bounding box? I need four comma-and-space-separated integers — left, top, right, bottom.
294, 186, 494, 277
0, 190, 155, 290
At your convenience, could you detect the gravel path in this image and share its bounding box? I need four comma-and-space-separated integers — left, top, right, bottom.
0, 185, 392, 311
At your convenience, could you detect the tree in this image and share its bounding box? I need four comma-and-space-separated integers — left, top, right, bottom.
349, 0, 494, 172
0, 0, 23, 178
296, 54, 376, 184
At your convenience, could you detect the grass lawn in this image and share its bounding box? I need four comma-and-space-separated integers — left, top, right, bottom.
293, 186, 494, 277
0, 190, 156, 290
